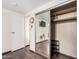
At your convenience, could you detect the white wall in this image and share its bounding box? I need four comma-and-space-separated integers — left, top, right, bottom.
25, 14, 36, 51
2, 8, 25, 52
25, 17, 30, 46
2, 9, 12, 53
29, 16, 36, 51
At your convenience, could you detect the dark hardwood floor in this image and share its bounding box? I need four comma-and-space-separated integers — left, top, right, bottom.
2, 46, 47, 59
2, 46, 76, 59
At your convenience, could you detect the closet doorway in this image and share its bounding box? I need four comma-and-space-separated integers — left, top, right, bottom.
50, 1, 77, 59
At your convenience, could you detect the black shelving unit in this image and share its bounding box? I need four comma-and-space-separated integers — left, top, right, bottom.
51, 40, 59, 55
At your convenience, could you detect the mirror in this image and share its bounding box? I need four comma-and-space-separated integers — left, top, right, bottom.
35, 11, 50, 59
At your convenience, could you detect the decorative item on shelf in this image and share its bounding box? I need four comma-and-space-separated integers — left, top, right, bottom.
29, 17, 34, 30
30, 17, 34, 24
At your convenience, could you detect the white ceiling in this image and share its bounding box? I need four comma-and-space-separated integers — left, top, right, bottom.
2, 0, 53, 14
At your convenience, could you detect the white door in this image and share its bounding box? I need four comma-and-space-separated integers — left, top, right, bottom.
11, 15, 24, 51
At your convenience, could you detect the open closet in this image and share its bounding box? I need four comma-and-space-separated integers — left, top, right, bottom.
50, 1, 76, 59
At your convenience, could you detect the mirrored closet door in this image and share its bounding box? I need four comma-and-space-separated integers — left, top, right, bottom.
35, 11, 50, 59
